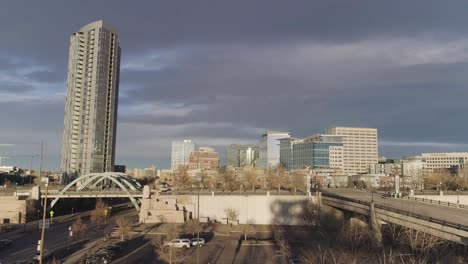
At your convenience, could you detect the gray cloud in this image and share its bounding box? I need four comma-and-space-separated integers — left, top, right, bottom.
2, 1, 468, 169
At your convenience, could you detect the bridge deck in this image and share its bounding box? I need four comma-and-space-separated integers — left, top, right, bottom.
324, 188, 468, 227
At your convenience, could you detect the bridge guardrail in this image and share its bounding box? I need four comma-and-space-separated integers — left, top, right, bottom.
406, 196, 468, 209
321, 191, 468, 232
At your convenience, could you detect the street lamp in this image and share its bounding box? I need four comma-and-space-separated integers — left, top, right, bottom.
197, 182, 200, 264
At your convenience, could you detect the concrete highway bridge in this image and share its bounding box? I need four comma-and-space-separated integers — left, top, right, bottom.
321, 189, 468, 246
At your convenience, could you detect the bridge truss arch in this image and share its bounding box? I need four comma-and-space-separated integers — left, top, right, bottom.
49, 172, 143, 210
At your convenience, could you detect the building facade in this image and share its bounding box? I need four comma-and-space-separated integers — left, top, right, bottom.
227, 144, 259, 167
188, 147, 220, 170
369, 158, 402, 175
60, 20, 121, 178
259, 131, 291, 170
171, 140, 195, 170
326, 127, 378, 175
279, 135, 343, 171
403, 152, 468, 173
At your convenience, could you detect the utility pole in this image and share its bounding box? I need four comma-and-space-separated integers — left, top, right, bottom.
197, 183, 200, 264
38, 141, 47, 264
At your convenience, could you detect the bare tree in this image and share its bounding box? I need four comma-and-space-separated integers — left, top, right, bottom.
401, 226, 449, 256
243, 169, 258, 193
224, 208, 239, 227
153, 239, 188, 264
290, 172, 306, 194
302, 199, 320, 228
222, 168, 241, 191
115, 217, 132, 241
71, 216, 87, 240
338, 218, 372, 252
273, 227, 291, 259
90, 199, 107, 228
266, 169, 283, 193
174, 165, 192, 191
153, 224, 189, 264
183, 219, 201, 237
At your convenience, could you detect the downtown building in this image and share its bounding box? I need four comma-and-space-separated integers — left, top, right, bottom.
326, 127, 378, 175
279, 134, 344, 172
60, 20, 121, 180
403, 152, 468, 174
188, 147, 220, 170
227, 144, 259, 168
171, 140, 195, 170
258, 131, 291, 170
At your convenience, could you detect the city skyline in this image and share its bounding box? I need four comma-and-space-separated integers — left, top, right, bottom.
2, 1, 468, 170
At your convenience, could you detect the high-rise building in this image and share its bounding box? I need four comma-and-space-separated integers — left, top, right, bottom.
259, 131, 291, 170
326, 127, 378, 175
188, 147, 220, 170
60, 20, 121, 178
279, 134, 343, 171
171, 140, 195, 170
227, 144, 259, 167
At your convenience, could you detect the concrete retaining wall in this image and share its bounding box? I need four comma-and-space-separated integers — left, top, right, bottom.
413, 195, 468, 206
140, 194, 316, 225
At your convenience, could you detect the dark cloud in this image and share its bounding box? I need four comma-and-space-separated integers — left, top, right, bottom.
0, 83, 34, 93
2, 0, 468, 169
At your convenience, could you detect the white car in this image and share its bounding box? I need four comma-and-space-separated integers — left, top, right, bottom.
190, 238, 205, 247
164, 239, 191, 248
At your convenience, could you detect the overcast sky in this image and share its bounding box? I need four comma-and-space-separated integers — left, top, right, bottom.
1, 0, 468, 170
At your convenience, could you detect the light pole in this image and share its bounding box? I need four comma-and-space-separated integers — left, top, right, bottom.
197, 183, 200, 264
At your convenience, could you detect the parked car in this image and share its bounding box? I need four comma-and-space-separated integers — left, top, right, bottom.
164, 239, 191, 248
33, 249, 54, 262
190, 238, 205, 247
0, 239, 12, 250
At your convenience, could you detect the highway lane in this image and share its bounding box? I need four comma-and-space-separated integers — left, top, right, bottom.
0, 209, 137, 263
324, 188, 468, 226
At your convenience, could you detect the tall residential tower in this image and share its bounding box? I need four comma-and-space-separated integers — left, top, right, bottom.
60, 21, 121, 178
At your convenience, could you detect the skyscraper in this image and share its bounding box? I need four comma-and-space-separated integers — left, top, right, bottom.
259, 131, 291, 170
60, 20, 121, 178
326, 127, 378, 175
171, 140, 195, 170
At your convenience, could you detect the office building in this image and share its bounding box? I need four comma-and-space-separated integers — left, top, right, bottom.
369, 158, 402, 175
259, 131, 291, 170
326, 127, 378, 175
403, 152, 468, 173
279, 135, 343, 171
171, 140, 195, 170
227, 144, 259, 167
188, 147, 220, 170
60, 20, 121, 177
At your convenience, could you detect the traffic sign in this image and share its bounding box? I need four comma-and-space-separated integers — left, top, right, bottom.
49, 210, 54, 217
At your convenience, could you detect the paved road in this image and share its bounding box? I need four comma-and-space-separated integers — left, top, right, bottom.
0, 209, 136, 263
324, 188, 468, 226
